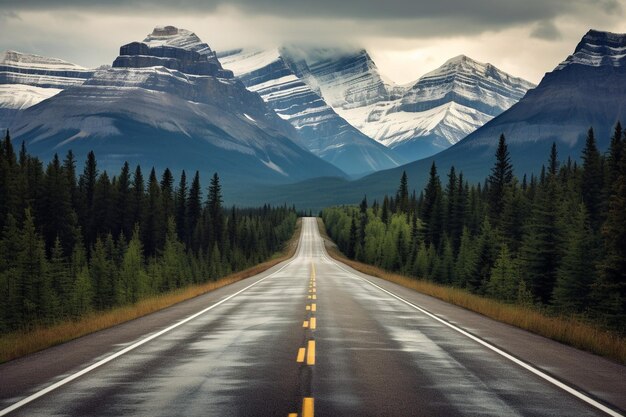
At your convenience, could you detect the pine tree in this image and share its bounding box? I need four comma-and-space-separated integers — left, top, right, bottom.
175, 170, 187, 242
348, 217, 358, 259
116, 162, 133, 239
487, 244, 520, 302
520, 176, 562, 304
18, 209, 51, 326
396, 171, 409, 214
421, 162, 443, 247
381, 196, 390, 225
208, 173, 224, 247
548, 142, 559, 176
186, 171, 202, 250
552, 204, 595, 313
79, 151, 98, 248
581, 128, 604, 232
161, 168, 175, 222
142, 168, 165, 257
487, 134, 513, 228
594, 127, 626, 328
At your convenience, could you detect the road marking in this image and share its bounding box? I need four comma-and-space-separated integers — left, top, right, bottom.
323, 253, 624, 417
306, 305, 311, 311
296, 347, 306, 363
308, 295, 312, 299
307, 340, 315, 365
288, 413, 298, 417
0, 252, 303, 417
303, 320, 309, 328
311, 303, 316, 312
309, 289, 314, 293
312, 288, 316, 293
310, 317, 316, 330
312, 295, 316, 300
302, 397, 314, 417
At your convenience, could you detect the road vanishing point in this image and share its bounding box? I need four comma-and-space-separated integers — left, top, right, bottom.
0, 218, 624, 417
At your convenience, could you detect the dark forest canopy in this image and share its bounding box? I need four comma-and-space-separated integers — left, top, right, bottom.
323, 124, 626, 333
0, 135, 297, 332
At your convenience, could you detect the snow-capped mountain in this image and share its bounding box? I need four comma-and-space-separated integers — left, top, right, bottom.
424, 29, 626, 179
219, 48, 406, 176
280, 48, 534, 160
0, 51, 93, 128
9, 26, 345, 187
229, 29, 626, 209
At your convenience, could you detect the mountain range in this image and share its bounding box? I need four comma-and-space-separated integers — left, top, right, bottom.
228, 29, 626, 210
3, 26, 345, 187
1, 27, 623, 210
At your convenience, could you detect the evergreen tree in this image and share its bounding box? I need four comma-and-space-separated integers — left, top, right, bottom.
142, 168, 165, 257
520, 177, 561, 304
487, 244, 520, 302
175, 170, 187, 242
207, 173, 224, 247
131, 165, 145, 229
548, 142, 559, 176
187, 171, 202, 250
396, 171, 409, 214
348, 217, 358, 259
161, 168, 175, 222
421, 162, 443, 246
79, 151, 98, 248
552, 204, 595, 313
116, 162, 133, 239
581, 128, 604, 231
487, 134, 513, 228
594, 128, 626, 328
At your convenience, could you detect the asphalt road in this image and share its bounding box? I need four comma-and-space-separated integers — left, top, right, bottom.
0, 218, 624, 417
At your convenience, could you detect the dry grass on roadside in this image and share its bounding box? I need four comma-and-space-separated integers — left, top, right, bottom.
317, 218, 626, 364
0, 220, 302, 364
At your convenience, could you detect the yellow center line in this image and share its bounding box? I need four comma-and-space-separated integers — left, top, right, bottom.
307, 340, 315, 365
302, 397, 314, 417
312, 288, 316, 293
309, 289, 314, 294
311, 303, 316, 312
288, 413, 298, 417
310, 317, 316, 330
312, 295, 316, 300
296, 347, 305, 363
308, 295, 312, 299
303, 320, 309, 328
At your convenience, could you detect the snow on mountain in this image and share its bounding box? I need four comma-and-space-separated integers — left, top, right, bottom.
279, 48, 534, 161
0, 51, 93, 128
556, 29, 626, 70
219, 48, 406, 176
9, 26, 345, 187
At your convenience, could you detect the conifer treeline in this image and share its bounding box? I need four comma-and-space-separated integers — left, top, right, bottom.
0, 134, 297, 332
323, 124, 626, 332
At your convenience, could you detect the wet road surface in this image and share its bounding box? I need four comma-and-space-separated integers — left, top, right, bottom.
0, 218, 624, 416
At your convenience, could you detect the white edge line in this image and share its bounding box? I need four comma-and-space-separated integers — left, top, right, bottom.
319, 250, 623, 417
0, 246, 301, 416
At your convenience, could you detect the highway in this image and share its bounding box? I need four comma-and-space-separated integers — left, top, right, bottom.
0, 218, 624, 416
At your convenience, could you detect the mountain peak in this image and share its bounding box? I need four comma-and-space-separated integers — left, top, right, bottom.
556, 29, 626, 70
112, 25, 232, 78
143, 25, 212, 56
1, 50, 87, 70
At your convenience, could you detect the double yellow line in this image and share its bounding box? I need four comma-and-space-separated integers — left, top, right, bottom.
290, 262, 318, 416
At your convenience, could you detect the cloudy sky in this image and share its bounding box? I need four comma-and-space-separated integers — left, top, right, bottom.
1, 0, 625, 84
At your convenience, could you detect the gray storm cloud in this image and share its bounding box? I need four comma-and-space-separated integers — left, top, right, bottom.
1, 0, 622, 30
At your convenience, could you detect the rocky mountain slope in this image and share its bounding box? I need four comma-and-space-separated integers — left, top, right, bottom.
279, 48, 534, 160
219, 48, 405, 176
8, 26, 345, 186
0, 51, 93, 128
